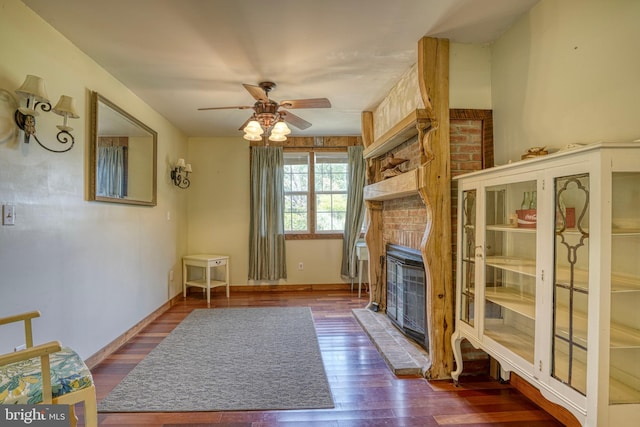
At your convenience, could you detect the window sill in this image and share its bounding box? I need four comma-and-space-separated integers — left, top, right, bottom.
285, 233, 343, 240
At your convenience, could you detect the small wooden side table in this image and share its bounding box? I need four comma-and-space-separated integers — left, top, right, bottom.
182, 254, 230, 306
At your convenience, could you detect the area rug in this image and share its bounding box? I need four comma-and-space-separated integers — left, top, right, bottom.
98, 307, 334, 412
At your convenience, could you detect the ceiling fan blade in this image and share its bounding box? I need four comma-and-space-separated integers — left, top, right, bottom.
197, 105, 253, 111
243, 83, 268, 101
279, 98, 331, 109
282, 111, 312, 130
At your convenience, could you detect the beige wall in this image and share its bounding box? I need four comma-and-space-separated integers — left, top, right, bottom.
450, 42, 492, 109
373, 42, 492, 139
0, 0, 188, 358
186, 137, 349, 286
491, 0, 640, 164
186, 137, 250, 284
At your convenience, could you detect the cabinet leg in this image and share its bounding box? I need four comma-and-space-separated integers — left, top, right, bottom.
451, 332, 464, 384
499, 366, 510, 384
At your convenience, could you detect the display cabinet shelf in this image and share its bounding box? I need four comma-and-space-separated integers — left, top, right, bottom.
486, 224, 536, 233
486, 256, 536, 277
451, 142, 640, 426
612, 228, 640, 236
609, 323, 640, 349
610, 274, 640, 293
484, 323, 534, 362
484, 287, 536, 319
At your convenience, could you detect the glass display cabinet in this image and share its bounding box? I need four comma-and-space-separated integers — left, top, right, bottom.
483, 179, 538, 365
450, 142, 640, 426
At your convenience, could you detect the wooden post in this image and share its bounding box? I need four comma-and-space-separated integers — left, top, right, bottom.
362, 111, 384, 309
364, 200, 384, 310
417, 36, 453, 380
361, 111, 374, 148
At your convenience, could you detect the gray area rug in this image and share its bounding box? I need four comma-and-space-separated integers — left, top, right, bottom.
98, 307, 334, 412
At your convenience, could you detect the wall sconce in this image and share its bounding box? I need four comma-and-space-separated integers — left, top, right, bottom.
13, 75, 78, 153
171, 158, 192, 189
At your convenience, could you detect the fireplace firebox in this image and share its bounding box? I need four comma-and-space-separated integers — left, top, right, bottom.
386, 244, 427, 350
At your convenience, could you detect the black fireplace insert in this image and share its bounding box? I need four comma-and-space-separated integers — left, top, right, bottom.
386, 244, 427, 350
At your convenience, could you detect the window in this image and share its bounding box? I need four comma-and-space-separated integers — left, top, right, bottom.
284, 150, 348, 237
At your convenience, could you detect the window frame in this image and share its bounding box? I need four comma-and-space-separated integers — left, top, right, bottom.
284, 147, 348, 240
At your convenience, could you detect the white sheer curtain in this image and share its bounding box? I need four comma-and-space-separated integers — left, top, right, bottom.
341, 146, 366, 278
97, 146, 125, 198
248, 146, 287, 281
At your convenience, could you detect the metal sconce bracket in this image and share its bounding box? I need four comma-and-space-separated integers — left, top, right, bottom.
14, 106, 75, 153
171, 159, 192, 189
11, 75, 78, 153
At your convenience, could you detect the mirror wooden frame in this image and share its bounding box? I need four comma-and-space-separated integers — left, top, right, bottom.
88, 91, 157, 206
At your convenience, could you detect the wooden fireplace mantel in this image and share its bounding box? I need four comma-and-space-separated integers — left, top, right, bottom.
361, 37, 452, 380
363, 109, 431, 202
363, 109, 431, 160
363, 168, 419, 201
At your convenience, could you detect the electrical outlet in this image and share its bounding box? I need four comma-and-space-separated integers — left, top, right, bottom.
298, 262, 304, 271
14, 344, 26, 352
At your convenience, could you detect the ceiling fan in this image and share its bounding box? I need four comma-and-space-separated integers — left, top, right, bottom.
198, 81, 331, 141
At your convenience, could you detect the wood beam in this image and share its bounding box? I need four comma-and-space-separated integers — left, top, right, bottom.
417, 36, 453, 380
364, 200, 384, 310
361, 111, 374, 148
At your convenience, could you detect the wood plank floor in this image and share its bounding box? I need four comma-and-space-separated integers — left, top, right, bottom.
89, 290, 564, 426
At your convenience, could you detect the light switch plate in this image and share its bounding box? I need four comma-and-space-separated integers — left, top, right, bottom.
2, 204, 15, 225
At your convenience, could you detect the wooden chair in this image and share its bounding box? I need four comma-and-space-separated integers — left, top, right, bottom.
0, 311, 97, 427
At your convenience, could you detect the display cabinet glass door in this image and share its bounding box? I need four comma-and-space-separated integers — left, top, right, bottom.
460, 189, 477, 327
553, 173, 590, 396
484, 180, 537, 363
609, 172, 640, 404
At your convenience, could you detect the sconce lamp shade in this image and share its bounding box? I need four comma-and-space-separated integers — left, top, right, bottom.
53, 95, 79, 119
52, 95, 79, 132
176, 158, 186, 168
185, 163, 192, 173
15, 75, 50, 103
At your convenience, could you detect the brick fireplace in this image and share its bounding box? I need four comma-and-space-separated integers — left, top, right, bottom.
376, 109, 493, 373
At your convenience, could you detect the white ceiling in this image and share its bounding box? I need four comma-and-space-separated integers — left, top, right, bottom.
22, 0, 538, 138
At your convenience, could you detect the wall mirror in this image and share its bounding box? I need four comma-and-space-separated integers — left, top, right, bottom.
89, 91, 157, 206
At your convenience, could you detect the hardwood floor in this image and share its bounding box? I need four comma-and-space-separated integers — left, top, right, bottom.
89, 290, 564, 426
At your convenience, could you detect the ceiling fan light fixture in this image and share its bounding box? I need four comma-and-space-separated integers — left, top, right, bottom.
243, 131, 263, 141
272, 121, 291, 135
268, 131, 287, 142
243, 120, 264, 135
199, 81, 330, 144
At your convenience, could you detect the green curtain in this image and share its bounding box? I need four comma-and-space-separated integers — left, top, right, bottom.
249, 146, 287, 280
341, 146, 366, 278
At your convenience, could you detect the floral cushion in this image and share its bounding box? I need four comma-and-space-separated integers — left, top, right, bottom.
0, 346, 93, 404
